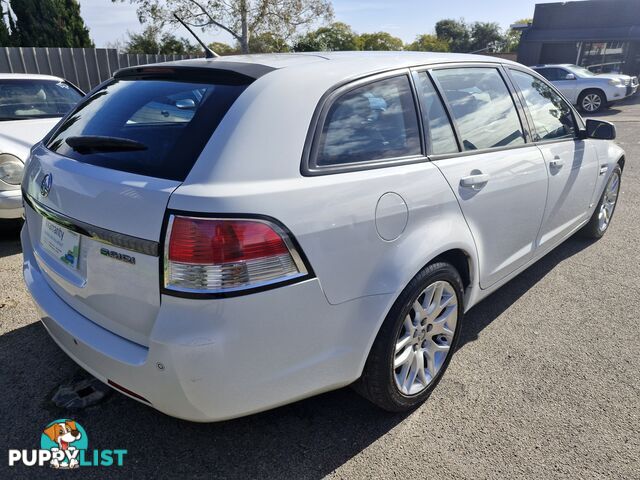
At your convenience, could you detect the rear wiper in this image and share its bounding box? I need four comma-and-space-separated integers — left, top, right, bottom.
65, 135, 148, 154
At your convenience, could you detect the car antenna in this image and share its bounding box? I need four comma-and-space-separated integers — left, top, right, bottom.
173, 14, 219, 59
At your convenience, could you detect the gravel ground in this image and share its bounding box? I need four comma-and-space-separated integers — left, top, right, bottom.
1, 99, 639, 479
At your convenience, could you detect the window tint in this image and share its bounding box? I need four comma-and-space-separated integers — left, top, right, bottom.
416, 72, 458, 155
0, 79, 82, 121
432, 68, 524, 151
47, 77, 247, 181
511, 70, 576, 141
535, 68, 570, 82
315, 75, 421, 166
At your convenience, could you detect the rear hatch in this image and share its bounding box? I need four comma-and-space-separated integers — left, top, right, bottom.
22, 66, 252, 346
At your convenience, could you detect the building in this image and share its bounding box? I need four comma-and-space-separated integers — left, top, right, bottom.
518, 0, 640, 76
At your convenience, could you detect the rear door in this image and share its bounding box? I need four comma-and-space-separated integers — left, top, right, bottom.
508, 68, 598, 249
23, 69, 250, 346
423, 66, 548, 289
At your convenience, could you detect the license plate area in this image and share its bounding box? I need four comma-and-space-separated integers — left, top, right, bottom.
40, 217, 81, 270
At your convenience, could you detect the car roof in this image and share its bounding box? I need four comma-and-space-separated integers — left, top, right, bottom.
0, 73, 65, 81
130, 51, 521, 80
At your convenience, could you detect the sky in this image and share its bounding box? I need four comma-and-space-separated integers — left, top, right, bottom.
79, 0, 563, 48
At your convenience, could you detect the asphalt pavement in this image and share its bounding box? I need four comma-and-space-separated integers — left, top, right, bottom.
1, 98, 639, 479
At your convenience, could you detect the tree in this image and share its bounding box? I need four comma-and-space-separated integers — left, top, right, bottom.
9, 0, 93, 47
208, 41, 238, 56
293, 22, 360, 52
406, 34, 449, 52
359, 31, 402, 51
125, 26, 199, 54
504, 18, 531, 53
469, 22, 503, 53
0, 1, 11, 46
435, 19, 470, 53
248, 32, 289, 53
115, 0, 333, 54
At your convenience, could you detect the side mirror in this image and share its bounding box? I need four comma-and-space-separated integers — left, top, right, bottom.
175, 98, 196, 110
565, 73, 576, 80
584, 118, 616, 140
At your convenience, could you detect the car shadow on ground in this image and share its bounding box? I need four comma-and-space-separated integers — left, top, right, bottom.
0, 220, 22, 258
0, 234, 596, 479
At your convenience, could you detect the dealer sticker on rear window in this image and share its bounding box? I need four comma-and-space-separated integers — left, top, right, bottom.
40, 218, 80, 269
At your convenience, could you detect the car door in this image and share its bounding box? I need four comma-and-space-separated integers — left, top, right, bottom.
423, 67, 549, 289
509, 68, 599, 250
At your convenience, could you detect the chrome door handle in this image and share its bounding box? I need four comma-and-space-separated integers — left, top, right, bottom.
460, 173, 490, 189
550, 157, 564, 168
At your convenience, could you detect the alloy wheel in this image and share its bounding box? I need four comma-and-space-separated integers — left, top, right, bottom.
598, 171, 620, 233
582, 93, 602, 112
393, 280, 458, 396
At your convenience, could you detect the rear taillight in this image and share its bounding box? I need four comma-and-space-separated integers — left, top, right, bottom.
163, 215, 309, 295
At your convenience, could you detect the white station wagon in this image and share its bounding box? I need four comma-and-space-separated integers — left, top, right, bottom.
21, 52, 624, 421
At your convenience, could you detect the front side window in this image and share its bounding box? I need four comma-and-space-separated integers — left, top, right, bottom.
511, 70, 576, 141
432, 68, 524, 151
314, 75, 421, 167
416, 72, 458, 155
0, 79, 82, 121
46, 77, 247, 181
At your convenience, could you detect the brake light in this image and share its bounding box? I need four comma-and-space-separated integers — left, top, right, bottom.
164, 215, 308, 295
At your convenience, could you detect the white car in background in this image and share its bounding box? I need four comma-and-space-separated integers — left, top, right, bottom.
0, 74, 83, 220
532, 64, 638, 113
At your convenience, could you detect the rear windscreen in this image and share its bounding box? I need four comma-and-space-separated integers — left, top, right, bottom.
0, 79, 82, 120
46, 76, 248, 181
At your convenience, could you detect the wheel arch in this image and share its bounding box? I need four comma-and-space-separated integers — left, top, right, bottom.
356, 244, 477, 379
579, 87, 608, 104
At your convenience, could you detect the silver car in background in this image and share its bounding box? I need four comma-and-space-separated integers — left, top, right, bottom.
532, 64, 638, 113
0, 74, 83, 220
21, 52, 625, 421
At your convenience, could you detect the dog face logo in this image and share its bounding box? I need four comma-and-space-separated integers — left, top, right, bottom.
40, 419, 88, 469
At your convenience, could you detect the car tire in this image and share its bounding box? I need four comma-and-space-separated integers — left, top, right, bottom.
578, 89, 606, 113
581, 164, 622, 239
354, 261, 464, 412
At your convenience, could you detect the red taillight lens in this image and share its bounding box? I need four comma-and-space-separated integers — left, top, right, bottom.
168, 217, 289, 264
164, 215, 307, 294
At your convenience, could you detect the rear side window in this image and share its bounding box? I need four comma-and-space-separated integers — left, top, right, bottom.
511, 70, 576, 141
432, 68, 524, 151
314, 75, 421, 167
415, 72, 458, 155
0, 79, 82, 121
47, 76, 248, 181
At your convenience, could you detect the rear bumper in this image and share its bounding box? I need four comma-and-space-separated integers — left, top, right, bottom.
0, 189, 23, 219
21, 225, 392, 422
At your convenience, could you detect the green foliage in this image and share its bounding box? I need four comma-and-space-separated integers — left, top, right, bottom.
115, 0, 334, 54
8, 0, 93, 47
406, 34, 449, 52
435, 19, 470, 53
248, 32, 290, 53
359, 31, 403, 51
469, 22, 503, 52
125, 26, 200, 54
294, 22, 360, 52
504, 18, 532, 53
208, 41, 238, 56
